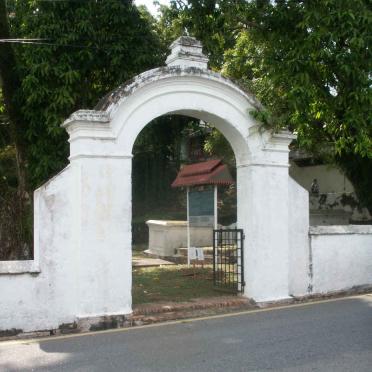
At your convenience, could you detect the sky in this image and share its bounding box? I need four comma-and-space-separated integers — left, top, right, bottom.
135, 0, 171, 16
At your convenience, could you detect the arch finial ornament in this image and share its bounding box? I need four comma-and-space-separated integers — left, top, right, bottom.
165, 36, 209, 69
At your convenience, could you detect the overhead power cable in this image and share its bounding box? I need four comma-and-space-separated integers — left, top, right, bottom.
0, 38, 98, 49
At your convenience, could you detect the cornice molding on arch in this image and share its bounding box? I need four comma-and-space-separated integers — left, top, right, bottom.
61, 67, 295, 167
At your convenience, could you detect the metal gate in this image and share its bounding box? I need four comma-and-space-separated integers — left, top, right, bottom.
213, 229, 245, 293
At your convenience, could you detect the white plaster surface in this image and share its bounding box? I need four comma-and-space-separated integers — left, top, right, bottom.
0, 166, 76, 332
309, 225, 372, 294
0, 260, 40, 274
239, 164, 292, 302
288, 177, 310, 297
74, 157, 132, 318
310, 225, 372, 235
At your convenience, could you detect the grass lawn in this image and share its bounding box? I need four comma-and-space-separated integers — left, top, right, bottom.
132, 264, 228, 304
132, 244, 148, 258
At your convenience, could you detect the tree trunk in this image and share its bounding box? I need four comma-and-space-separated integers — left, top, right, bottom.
0, 0, 31, 258
336, 154, 372, 216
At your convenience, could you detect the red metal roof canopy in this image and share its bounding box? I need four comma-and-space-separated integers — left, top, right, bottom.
172, 159, 234, 188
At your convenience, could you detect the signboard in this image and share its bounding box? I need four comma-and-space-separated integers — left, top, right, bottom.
188, 189, 214, 227
186, 186, 217, 265
189, 247, 205, 261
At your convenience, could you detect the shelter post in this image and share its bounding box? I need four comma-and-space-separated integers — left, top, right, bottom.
214, 185, 218, 230
186, 186, 190, 266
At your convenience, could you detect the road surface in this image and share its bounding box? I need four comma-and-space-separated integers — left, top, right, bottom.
1, 295, 372, 371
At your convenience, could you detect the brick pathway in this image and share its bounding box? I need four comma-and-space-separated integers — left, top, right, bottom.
130, 296, 256, 325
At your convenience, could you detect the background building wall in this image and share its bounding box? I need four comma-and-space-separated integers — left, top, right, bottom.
289, 162, 354, 194
0, 167, 76, 332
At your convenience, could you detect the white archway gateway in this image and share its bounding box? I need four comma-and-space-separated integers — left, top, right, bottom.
61, 36, 299, 312
2, 37, 371, 335
1, 37, 318, 332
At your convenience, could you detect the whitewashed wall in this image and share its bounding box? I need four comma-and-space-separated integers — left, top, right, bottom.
287, 181, 372, 297
309, 225, 372, 294
74, 157, 132, 319
289, 163, 354, 194
288, 177, 310, 297
0, 167, 76, 332
240, 163, 291, 302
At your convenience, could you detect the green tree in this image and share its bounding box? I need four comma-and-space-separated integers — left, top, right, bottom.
0, 0, 31, 257
167, 0, 237, 69
12, 0, 164, 188
0, 0, 164, 258
171, 0, 372, 212
132, 115, 188, 213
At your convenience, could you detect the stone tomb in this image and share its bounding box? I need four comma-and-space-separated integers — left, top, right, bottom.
146, 220, 212, 257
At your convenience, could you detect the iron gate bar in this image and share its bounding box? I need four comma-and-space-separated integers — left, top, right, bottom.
213, 229, 245, 293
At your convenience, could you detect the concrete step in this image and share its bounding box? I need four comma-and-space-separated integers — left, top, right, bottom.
176, 248, 237, 265
170, 255, 213, 264
176, 247, 237, 256
176, 247, 213, 256
132, 257, 175, 268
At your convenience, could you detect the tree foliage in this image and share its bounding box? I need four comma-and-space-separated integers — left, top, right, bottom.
132, 115, 188, 212
8, 0, 164, 188
1, 0, 371, 259
0, 0, 165, 257
229, 1, 370, 157
170, 0, 372, 211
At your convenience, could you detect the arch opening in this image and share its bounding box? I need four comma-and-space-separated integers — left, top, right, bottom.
131, 113, 238, 305
63, 63, 262, 166
107, 73, 256, 167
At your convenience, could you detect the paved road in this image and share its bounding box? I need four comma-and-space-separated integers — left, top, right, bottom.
1, 295, 372, 371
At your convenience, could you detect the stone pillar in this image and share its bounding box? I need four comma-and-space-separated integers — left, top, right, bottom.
63, 112, 133, 318
237, 131, 295, 302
